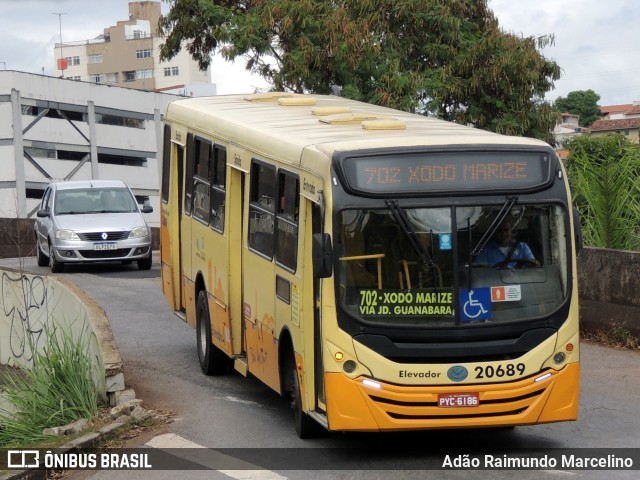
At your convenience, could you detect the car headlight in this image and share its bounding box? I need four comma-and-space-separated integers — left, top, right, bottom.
56, 229, 80, 241
129, 226, 149, 238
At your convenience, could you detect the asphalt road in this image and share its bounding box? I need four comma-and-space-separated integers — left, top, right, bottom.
2, 254, 639, 479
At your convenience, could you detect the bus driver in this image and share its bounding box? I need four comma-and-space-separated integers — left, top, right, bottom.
475, 221, 539, 268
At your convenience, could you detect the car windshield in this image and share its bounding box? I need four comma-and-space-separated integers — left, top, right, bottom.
335, 204, 568, 327
54, 187, 138, 215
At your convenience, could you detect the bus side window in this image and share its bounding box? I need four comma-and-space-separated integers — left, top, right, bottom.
248, 160, 276, 258
192, 138, 211, 223
184, 134, 194, 215
275, 171, 299, 271
210, 145, 226, 233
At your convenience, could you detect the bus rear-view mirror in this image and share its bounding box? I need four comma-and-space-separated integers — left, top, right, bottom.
313, 233, 333, 278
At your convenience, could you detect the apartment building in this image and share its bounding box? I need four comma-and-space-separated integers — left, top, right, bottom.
54, 1, 215, 95
0, 70, 178, 226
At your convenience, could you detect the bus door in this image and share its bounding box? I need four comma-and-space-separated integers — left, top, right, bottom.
180, 134, 195, 317
242, 160, 279, 391
228, 167, 246, 361
160, 126, 184, 313
175, 144, 185, 311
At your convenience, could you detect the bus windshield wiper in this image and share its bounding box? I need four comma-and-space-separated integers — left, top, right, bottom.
471, 196, 518, 258
386, 200, 435, 272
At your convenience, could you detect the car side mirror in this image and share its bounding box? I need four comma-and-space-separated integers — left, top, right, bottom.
312, 233, 333, 278
141, 205, 153, 213
36, 208, 50, 218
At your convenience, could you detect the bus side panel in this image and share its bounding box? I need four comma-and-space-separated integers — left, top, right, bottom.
206, 221, 232, 356
244, 317, 280, 392
242, 207, 278, 390
243, 250, 280, 391
160, 204, 175, 311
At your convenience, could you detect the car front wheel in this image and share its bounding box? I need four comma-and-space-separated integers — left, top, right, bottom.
36, 241, 48, 267
137, 251, 152, 270
49, 242, 64, 273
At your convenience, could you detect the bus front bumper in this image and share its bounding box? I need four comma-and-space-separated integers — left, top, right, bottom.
324, 363, 579, 432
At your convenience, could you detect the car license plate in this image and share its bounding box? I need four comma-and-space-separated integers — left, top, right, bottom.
94, 242, 117, 251
438, 392, 479, 408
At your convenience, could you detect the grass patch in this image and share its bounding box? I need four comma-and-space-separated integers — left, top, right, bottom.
582, 327, 640, 349
0, 322, 100, 447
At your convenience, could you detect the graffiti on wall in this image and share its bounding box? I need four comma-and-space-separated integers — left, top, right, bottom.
1, 271, 52, 363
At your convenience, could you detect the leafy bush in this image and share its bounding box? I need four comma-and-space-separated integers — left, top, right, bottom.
565, 134, 640, 251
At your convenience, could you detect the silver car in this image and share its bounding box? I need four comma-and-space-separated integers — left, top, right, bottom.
34, 180, 153, 272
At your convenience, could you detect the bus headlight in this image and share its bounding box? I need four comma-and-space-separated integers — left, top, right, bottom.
553, 352, 566, 365
343, 360, 357, 373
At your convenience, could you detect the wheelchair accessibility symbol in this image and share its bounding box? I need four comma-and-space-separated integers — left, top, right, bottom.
460, 288, 491, 321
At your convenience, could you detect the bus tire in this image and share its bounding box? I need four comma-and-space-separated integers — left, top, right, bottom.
196, 290, 229, 375
288, 357, 322, 439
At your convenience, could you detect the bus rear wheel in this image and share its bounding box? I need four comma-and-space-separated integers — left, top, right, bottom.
196, 290, 229, 375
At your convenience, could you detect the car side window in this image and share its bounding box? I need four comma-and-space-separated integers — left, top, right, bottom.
42, 188, 51, 210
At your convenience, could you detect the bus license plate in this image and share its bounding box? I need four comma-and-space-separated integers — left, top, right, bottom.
438, 392, 479, 408
94, 242, 117, 251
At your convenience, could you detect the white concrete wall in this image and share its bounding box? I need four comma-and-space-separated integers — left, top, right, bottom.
0, 71, 179, 226
0, 268, 124, 401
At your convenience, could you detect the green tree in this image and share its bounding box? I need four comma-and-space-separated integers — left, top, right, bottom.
159, 0, 561, 143
565, 134, 640, 250
553, 90, 601, 127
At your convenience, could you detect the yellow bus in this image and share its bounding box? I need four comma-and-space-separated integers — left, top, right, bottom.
160, 93, 581, 437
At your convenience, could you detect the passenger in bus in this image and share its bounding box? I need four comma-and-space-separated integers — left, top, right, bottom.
474, 221, 539, 268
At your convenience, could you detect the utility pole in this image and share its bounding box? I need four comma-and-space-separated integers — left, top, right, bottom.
53, 12, 66, 78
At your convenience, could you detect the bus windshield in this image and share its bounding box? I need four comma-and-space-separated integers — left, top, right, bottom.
336, 203, 568, 326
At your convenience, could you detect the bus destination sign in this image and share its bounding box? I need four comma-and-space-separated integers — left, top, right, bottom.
342, 151, 552, 194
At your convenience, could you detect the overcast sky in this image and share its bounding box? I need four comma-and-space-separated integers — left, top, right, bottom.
0, 0, 638, 105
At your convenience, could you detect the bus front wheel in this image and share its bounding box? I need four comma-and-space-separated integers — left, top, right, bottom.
288, 357, 322, 438
196, 290, 229, 375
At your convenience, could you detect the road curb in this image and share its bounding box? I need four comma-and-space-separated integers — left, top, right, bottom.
0, 416, 134, 480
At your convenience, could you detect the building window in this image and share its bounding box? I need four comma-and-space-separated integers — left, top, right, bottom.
21, 106, 85, 122
624, 129, 630, 136
105, 72, 119, 84
99, 153, 146, 167
89, 74, 104, 84
164, 66, 180, 77
136, 49, 152, 59
95, 113, 145, 129
65, 56, 80, 66
124, 71, 136, 82
87, 54, 103, 64
25, 147, 56, 159
136, 69, 153, 79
